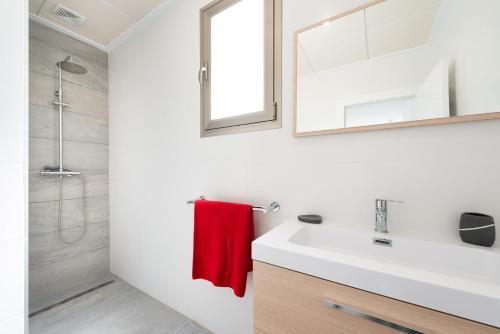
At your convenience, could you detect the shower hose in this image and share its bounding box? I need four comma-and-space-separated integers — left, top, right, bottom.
57, 174, 87, 245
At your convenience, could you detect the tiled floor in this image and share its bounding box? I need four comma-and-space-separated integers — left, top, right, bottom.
29, 279, 211, 334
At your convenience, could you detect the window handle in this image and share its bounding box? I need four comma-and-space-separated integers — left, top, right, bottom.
198, 61, 208, 85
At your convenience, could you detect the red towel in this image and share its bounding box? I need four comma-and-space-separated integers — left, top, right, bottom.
192, 200, 254, 297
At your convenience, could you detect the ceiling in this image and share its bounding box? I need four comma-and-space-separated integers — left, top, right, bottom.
29, 0, 166, 48
298, 0, 443, 76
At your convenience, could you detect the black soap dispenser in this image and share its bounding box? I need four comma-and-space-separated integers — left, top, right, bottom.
459, 212, 495, 247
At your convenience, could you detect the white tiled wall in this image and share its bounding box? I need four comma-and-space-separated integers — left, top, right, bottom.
0, 168, 24, 232
0, 82, 26, 162
0, 0, 28, 333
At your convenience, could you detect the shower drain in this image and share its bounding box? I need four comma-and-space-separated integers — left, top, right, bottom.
29, 280, 114, 318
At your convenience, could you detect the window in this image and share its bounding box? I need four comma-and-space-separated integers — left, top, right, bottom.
200, 0, 282, 136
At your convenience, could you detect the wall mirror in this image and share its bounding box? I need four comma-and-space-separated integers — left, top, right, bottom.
293, 0, 500, 136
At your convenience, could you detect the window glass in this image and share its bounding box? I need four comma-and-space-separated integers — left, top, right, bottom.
211, 0, 265, 120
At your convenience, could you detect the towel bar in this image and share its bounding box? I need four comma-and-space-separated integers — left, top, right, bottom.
187, 196, 280, 214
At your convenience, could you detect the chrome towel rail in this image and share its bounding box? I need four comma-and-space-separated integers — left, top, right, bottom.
187, 196, 280, 214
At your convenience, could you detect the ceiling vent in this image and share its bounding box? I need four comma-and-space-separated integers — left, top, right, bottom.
52, 4, 86, 26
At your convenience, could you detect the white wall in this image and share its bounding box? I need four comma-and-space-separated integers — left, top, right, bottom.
109, 0, 500, 333
0, 1, 28, 333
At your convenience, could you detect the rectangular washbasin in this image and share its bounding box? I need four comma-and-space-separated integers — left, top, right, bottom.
289, 224, 500, 285
252, 221, 500, 328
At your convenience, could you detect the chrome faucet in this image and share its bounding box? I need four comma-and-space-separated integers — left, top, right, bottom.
375, 199, 403, 233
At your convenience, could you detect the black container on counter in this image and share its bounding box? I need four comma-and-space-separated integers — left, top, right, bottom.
459, 212, 495, 247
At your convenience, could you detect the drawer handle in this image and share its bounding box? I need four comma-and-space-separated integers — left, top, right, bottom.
323, 299, 424, 334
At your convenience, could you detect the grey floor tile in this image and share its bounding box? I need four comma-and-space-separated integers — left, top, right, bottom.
174, 322, 212, 334
29, 279, 191, 334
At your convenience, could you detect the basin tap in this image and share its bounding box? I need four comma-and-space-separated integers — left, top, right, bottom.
375, 199, 403, 233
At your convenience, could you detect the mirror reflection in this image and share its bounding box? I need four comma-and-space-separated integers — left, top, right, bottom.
295, 0, 500, 134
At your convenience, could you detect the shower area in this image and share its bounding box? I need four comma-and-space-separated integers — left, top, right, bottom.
27, 19, 209, 334
29, 19, 111, 315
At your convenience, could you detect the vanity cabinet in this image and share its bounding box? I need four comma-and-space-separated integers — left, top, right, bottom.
253, 261, 500, 334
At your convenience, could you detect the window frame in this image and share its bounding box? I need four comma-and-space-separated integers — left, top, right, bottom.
199, 0, 282, 137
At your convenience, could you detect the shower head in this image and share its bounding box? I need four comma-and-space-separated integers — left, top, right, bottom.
57, 56, 87, 75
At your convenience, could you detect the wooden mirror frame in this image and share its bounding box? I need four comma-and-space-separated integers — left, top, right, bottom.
292, 0, 500, 137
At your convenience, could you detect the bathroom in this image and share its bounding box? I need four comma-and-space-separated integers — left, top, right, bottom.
1, 0, 500, 333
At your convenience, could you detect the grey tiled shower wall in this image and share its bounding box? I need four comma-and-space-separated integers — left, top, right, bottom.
29, 20, 111, 314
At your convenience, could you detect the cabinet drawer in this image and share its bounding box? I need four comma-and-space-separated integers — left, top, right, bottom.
253, 261, 500, 334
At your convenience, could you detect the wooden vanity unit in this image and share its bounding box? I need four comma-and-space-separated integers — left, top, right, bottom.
253, 261, 500, 334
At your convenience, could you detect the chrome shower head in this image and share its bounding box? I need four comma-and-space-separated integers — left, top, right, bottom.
57, 56, 87, 75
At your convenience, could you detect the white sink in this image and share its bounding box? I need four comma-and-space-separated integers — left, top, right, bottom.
252, 221, 500, 327
290, 223, 500, 285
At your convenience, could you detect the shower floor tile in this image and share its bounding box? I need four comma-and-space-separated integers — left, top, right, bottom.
29, 278, 211, 334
